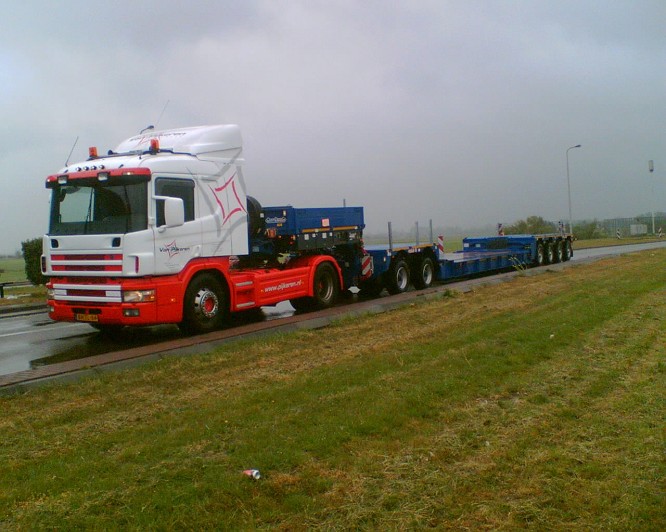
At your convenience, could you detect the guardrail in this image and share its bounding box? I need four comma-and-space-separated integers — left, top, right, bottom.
0, 281, 32, 298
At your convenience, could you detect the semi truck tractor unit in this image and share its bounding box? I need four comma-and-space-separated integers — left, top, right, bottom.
42, 125, 573, 334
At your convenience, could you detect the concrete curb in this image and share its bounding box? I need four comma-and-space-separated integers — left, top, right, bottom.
0, 302, 46, 316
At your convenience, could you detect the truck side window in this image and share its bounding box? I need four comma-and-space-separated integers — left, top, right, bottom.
155, 178, 195, 226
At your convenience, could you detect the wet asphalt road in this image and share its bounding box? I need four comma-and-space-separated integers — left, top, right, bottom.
1, 241, 665, 377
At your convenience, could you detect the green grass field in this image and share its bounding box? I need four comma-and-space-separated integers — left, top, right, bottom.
0, 258, 25, 283
1, 249, 664, 529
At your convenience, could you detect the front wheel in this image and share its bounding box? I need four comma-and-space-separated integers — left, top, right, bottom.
179, 273, 228, 335
386, 259, 410, 295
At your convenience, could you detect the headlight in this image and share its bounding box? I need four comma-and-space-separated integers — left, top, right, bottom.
47, 288, 55, 299
122, 289, 156, 303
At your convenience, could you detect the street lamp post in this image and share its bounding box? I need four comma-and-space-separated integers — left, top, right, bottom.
649, 160, 655, 234
566, 144, 582, 234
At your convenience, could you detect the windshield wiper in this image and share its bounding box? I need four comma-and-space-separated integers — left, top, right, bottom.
123, 185, 132, 233
84, 187, 94, 234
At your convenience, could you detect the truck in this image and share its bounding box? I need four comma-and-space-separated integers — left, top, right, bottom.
42, 125, 573, 334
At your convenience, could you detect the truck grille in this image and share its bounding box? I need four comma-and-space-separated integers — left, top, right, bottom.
50, 254, 123, 274
51, 282, 122, 303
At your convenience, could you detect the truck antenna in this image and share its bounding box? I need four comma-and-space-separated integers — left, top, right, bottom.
64, 136, 79, 167
140, 125, 155, 134
154, 99, 170, 130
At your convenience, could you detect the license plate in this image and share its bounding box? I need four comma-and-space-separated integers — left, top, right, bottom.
75, 313, 99, 323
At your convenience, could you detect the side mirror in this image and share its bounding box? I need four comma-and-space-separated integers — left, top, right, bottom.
152, 195, 186, 229
164, 197, 185, 227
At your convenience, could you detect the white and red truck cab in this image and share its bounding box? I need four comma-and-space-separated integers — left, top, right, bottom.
42, 125, 366, 333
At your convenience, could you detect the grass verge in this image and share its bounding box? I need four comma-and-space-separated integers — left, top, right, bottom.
0, 285, 46, 307
0, 258, 26, 284
1, 250, 665, 529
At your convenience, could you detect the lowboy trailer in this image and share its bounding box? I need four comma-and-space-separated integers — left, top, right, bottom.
41, 125, 572, 334
361, 233, 572, 296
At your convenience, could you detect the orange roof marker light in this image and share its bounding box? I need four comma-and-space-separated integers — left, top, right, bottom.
149, 138, 160, 154
88, 146, 98, 158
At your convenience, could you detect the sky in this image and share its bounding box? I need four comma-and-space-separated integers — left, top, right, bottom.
1, 0, 665, 254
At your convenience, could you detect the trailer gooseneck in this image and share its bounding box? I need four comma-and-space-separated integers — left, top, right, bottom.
42, 125, 572, 334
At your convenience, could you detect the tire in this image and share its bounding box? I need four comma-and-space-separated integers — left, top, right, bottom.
412, 257, 435, 290
179, 273, 227, 334
553, 241, 564, 263
312, 262, 339, 309
545, 242, 555, 264
386, 258, 410, 295
535, 243, 546, 266
290, 262, 339, 312
246, 196, 265, 236
563, 240, 573, 261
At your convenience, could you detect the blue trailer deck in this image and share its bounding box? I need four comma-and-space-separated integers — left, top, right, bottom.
362, 232, 572, 295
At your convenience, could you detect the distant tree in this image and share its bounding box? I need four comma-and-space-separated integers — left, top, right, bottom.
21, 238, 46, 286
504, 216, 557, 235
574, 220, 604, 240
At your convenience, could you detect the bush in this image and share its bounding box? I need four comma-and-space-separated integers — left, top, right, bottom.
574, 220, 604, 240
21, 238, 46, 286
505, 216, 558, 235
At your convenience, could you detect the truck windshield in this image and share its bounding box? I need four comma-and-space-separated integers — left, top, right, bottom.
49, 181, 148, 235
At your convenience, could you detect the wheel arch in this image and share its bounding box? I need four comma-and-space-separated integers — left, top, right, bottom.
178, 261, 232, 317
287, 254, 344, 296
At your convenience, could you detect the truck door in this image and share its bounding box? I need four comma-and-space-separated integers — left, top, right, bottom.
153, 177, 202, 275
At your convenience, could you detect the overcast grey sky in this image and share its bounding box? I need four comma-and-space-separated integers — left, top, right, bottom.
1, 0, 664, 254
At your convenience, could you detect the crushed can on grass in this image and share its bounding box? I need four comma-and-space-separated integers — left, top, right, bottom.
243, 469, 261, 480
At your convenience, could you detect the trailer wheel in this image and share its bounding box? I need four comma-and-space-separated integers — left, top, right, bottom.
386, 259, 410, 295
563, 240, 573, 261
180, 273, 228, 334
536, 243, 546, 266
553, 241, 564, 263
412, 257, 435, 290
545, 242, 555, 264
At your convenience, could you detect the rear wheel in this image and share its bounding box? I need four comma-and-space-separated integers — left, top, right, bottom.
535, 243, 546, 266
545, 242, 555, 264
412, 257, 435, 290
563, 239, 573, 261
290, 262, 340, 311
386, 259, 410, 295
179, 273, 227, 334
553, 241, 564, 263
312, 262, 339, 308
